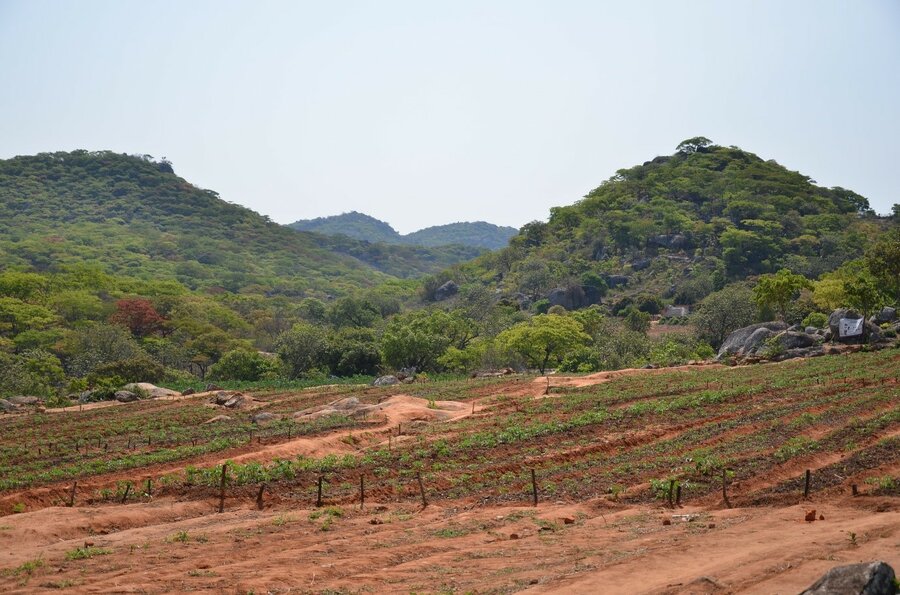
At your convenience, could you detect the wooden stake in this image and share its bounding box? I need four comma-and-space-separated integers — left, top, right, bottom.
359, 475, 365, 509
722, 469, 731, 509
146, 478, 152, 497
851, 484, 858, 496
256, 483, 266, 510
121, 483, 131, 504
676, 484, 682, 507
803, 469, 811, 498
316, 475, 324, 507
218, 463, 227, 513
67, 481, 77, 507
531, 469, 538, 507
417, 472, 428, 508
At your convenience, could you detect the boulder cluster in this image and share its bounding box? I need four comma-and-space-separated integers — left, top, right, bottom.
718, 307, 898, 363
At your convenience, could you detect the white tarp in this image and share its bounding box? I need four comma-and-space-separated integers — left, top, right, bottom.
839, 317, 863, 337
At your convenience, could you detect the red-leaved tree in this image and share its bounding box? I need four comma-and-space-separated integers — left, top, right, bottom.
109, 298, 165, 338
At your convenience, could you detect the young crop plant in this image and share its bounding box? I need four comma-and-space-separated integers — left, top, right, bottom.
65, 546, 112, 560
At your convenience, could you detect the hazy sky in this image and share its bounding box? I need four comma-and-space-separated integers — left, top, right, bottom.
1, 1, 898, 233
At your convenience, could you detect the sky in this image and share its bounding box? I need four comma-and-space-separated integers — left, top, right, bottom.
0, 1, 898, 233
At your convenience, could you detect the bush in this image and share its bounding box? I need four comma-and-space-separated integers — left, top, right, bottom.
208, 349, 282, 381
87, 355, 164, 385
801, 312, 829, 329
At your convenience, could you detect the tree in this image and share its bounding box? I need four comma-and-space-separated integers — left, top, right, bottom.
676, 136, 713, 154
753, 269, 811, 322
865, 227, 900, 306
208, 349, 281, 381
109, 298, 165, 337
843, 272, 885, 341
497, 314, 590, 374
275, 323, 327, 378
624, 308, 651, 334
61, 322, 143, 377
324, 328, 381, 376
327, 296, 380, 328
693, 284, 757, 349
0, 298, 57, 337
380, 310, 452, 371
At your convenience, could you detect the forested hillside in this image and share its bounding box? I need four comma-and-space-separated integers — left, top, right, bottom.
0, 142, 896, 406
439, 137, 893, 310
290, 212, 517, 250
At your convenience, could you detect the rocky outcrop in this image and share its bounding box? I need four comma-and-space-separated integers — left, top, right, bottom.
114, 390, 140, 403
434, 281, 459, 301
717, 322, 787, 359
801, 560, 896, 595
828, 309, 881, 344
7, 396, 41, 406
547, 286, 589, 311
0, 399, 20, 413
873, 306, 896, 325
604, 274, 629, 288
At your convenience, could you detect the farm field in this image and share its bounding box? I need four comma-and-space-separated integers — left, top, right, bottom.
0, 349, 897, 593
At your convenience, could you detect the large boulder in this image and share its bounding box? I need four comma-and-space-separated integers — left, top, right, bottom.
776, 331, 819, 351
122, 383, 180, 399
801, 560, 896, 595
114, 390, 140, 403
251, 412, 280, 424
372, 375, 399, 387
828, 309, 881, 344
547, 287, 588, 311
717, 321, 787, 359
873, 306, 897, 325
434, 281, 459, 301
604, 274, 629, 288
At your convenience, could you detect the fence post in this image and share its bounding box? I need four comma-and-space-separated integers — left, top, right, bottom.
145, 478, 152, 498
417, 472, 428, 508
316, 475, 323, 507
359, 476, 365, 510
121, 483, 131, 504
531, 469, 538, 507
218, 463, 228, 513
256, 483, 266, 510
803, 469, 811, 498
721, 468, 731, 509
67, 481, 77, 507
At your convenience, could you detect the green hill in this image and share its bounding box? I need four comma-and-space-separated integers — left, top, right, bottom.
439, 137, 894, 308
0, 151, 476, 294
289, 212, 517, 250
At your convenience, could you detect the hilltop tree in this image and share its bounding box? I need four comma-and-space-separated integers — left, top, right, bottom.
865, 227, 900, 306
676, 136, 713, 154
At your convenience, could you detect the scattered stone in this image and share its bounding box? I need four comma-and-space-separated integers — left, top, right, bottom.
528, 579, 539, 585
0, 399, 20, 413
8, 396, 41, 406
204, 415, 232, 424
707, 523, 716, 529
114, 390, 139, 403
222, 395, 244, 409
819, 514, 825, 521
873, 307, 896, 325
205, 383, 223, 391
509, 533, 520, 540
372, 375, 399, 387
182, 388, 196, 396
801, 560, 896, 595
662, 519, 672, 526
251, 412, 280, 424
805, 509, 817, 522
369, 518, 383, 525
561, 517, 575, 525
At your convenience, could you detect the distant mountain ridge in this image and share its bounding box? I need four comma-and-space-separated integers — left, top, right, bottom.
289, 211, 517, 250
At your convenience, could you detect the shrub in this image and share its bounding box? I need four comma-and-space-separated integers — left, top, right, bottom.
87, 355, 164, 385
208, 349, 282, 381
801, 312, 829, 329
